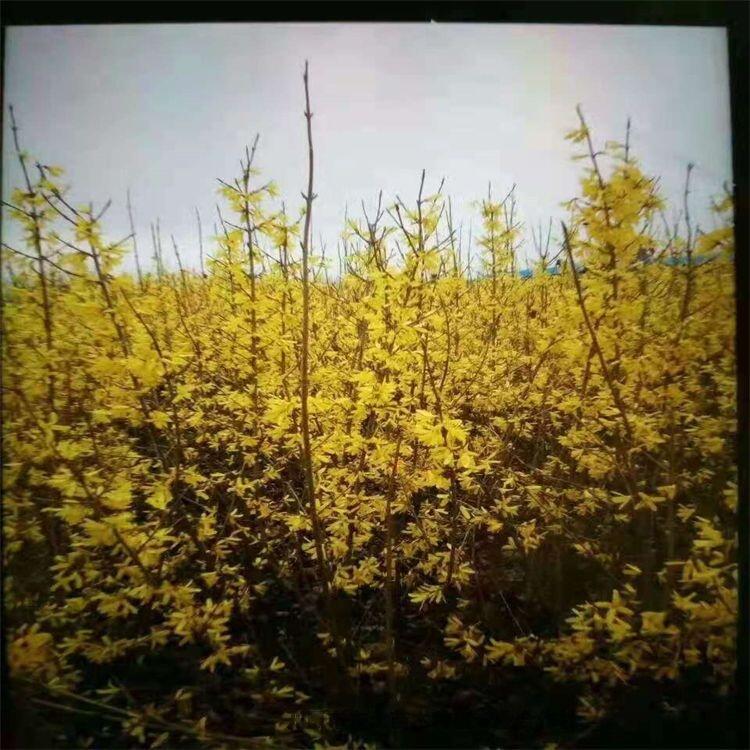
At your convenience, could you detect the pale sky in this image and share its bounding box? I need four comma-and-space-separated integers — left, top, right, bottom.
2, 23, 733, 274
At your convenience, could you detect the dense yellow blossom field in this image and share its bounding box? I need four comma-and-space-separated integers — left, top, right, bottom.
3, 94, 737, 748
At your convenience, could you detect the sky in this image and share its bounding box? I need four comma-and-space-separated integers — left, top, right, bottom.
2, 23, 733, 274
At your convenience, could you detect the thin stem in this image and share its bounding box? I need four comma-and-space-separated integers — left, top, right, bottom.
300, 60, 329, 591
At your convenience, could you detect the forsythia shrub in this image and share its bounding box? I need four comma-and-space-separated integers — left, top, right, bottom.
2, 104, 736, 748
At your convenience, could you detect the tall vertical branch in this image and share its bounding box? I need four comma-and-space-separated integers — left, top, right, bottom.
624, 116, 632, 164
241, 134, 261, 425
126, 188, 144, 290
9, 105, 56, 413
561, 221, 632, 444
300, 61, 329, 591
680, 163, 696, 322
195, 207, 205, 279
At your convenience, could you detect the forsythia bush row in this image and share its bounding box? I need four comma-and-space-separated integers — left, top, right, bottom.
3, 110, 737, 748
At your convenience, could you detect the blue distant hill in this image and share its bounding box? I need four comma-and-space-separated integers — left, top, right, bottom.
514, 253, 715, 279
